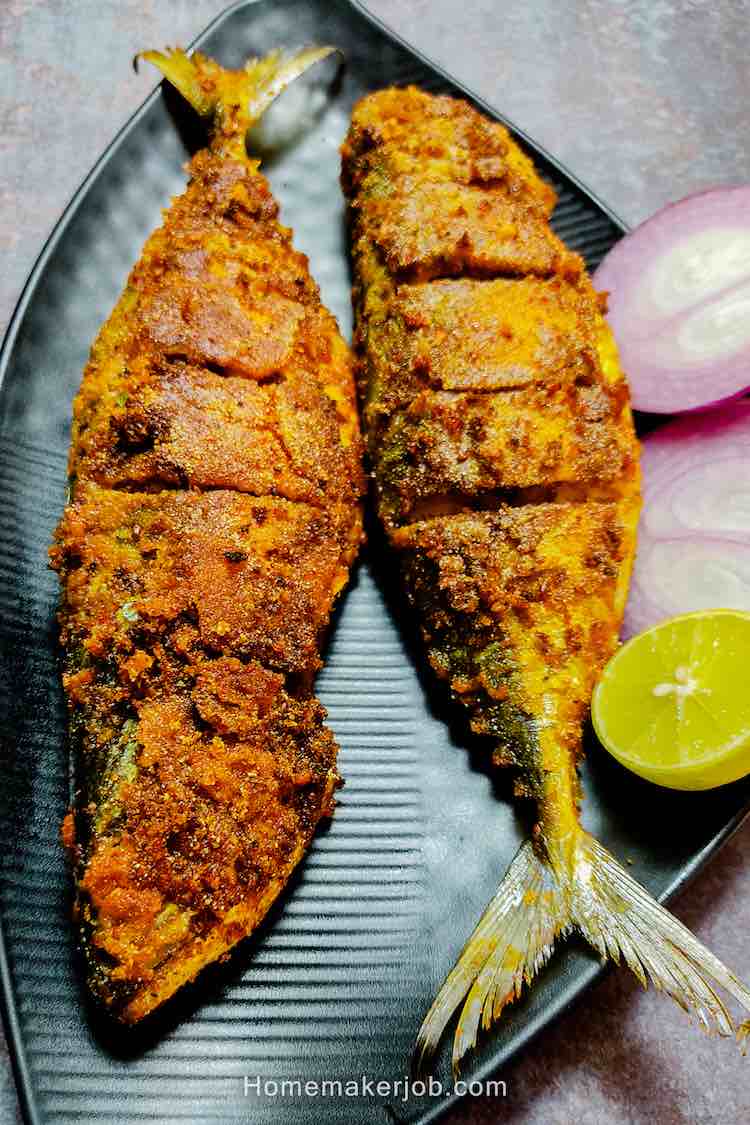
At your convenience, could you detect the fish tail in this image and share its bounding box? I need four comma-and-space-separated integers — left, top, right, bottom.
137, 45, 339, 138
414, 831, 750, 1076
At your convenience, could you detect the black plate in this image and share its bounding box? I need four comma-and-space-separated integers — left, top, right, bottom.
1, 1, 749, 1122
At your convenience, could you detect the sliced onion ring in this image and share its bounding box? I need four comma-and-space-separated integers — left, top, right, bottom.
623, 401, 750, 637
594, 188, 750, 414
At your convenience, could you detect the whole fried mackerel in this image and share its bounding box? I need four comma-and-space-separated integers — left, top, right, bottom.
342, 86, 750, 1073
50, 49, 363, 1023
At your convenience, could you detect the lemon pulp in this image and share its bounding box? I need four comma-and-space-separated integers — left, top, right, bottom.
592, 609, 750, 790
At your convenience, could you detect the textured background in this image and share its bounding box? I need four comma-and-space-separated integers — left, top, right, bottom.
1, 1, 750, 1122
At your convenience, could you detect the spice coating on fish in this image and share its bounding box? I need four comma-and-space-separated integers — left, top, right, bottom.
50, 49, 363, 1023
342, 85, 750, 1072
344, 85, 640, 793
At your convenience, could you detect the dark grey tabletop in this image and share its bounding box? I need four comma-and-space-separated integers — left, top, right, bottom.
2, 2, 750, 1122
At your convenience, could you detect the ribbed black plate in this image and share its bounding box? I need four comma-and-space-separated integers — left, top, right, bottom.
2, 2, 749, 1122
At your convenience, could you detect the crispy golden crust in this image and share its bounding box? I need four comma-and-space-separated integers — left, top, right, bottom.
70, 651, 338, 1020
71, 149, 363, 500
53, 483, 359, 677
352, 226, 637, 533
358, 271, 607, 434
343, 86, 640, 796
53, 136, 363, 1019
356, 178, 579, 281
341, 86, 557, 216
343, 88, 579, 284
374, 380, 637, 527
74, 353, 359, 504
392, 500, 638, 775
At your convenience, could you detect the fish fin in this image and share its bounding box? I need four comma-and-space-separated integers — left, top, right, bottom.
137, 46, 340, 135
136, 48, 218, 118
575, 834, 750, 1045
413, 839, 571, 1077
414, 832, 750, 1076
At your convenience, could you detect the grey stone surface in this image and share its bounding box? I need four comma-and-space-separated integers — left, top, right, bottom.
1, 1, 749, 1123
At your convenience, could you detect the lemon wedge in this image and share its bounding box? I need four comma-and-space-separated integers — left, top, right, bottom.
592, 610, 750, 790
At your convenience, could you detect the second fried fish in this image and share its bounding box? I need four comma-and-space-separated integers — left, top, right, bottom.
342, 85, 750, 1072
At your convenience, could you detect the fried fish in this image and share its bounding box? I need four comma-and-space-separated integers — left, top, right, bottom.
342, 85, 750, 1072
50, 48, 363, 1022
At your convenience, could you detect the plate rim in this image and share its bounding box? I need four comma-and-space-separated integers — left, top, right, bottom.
1, 3, 748, 1124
